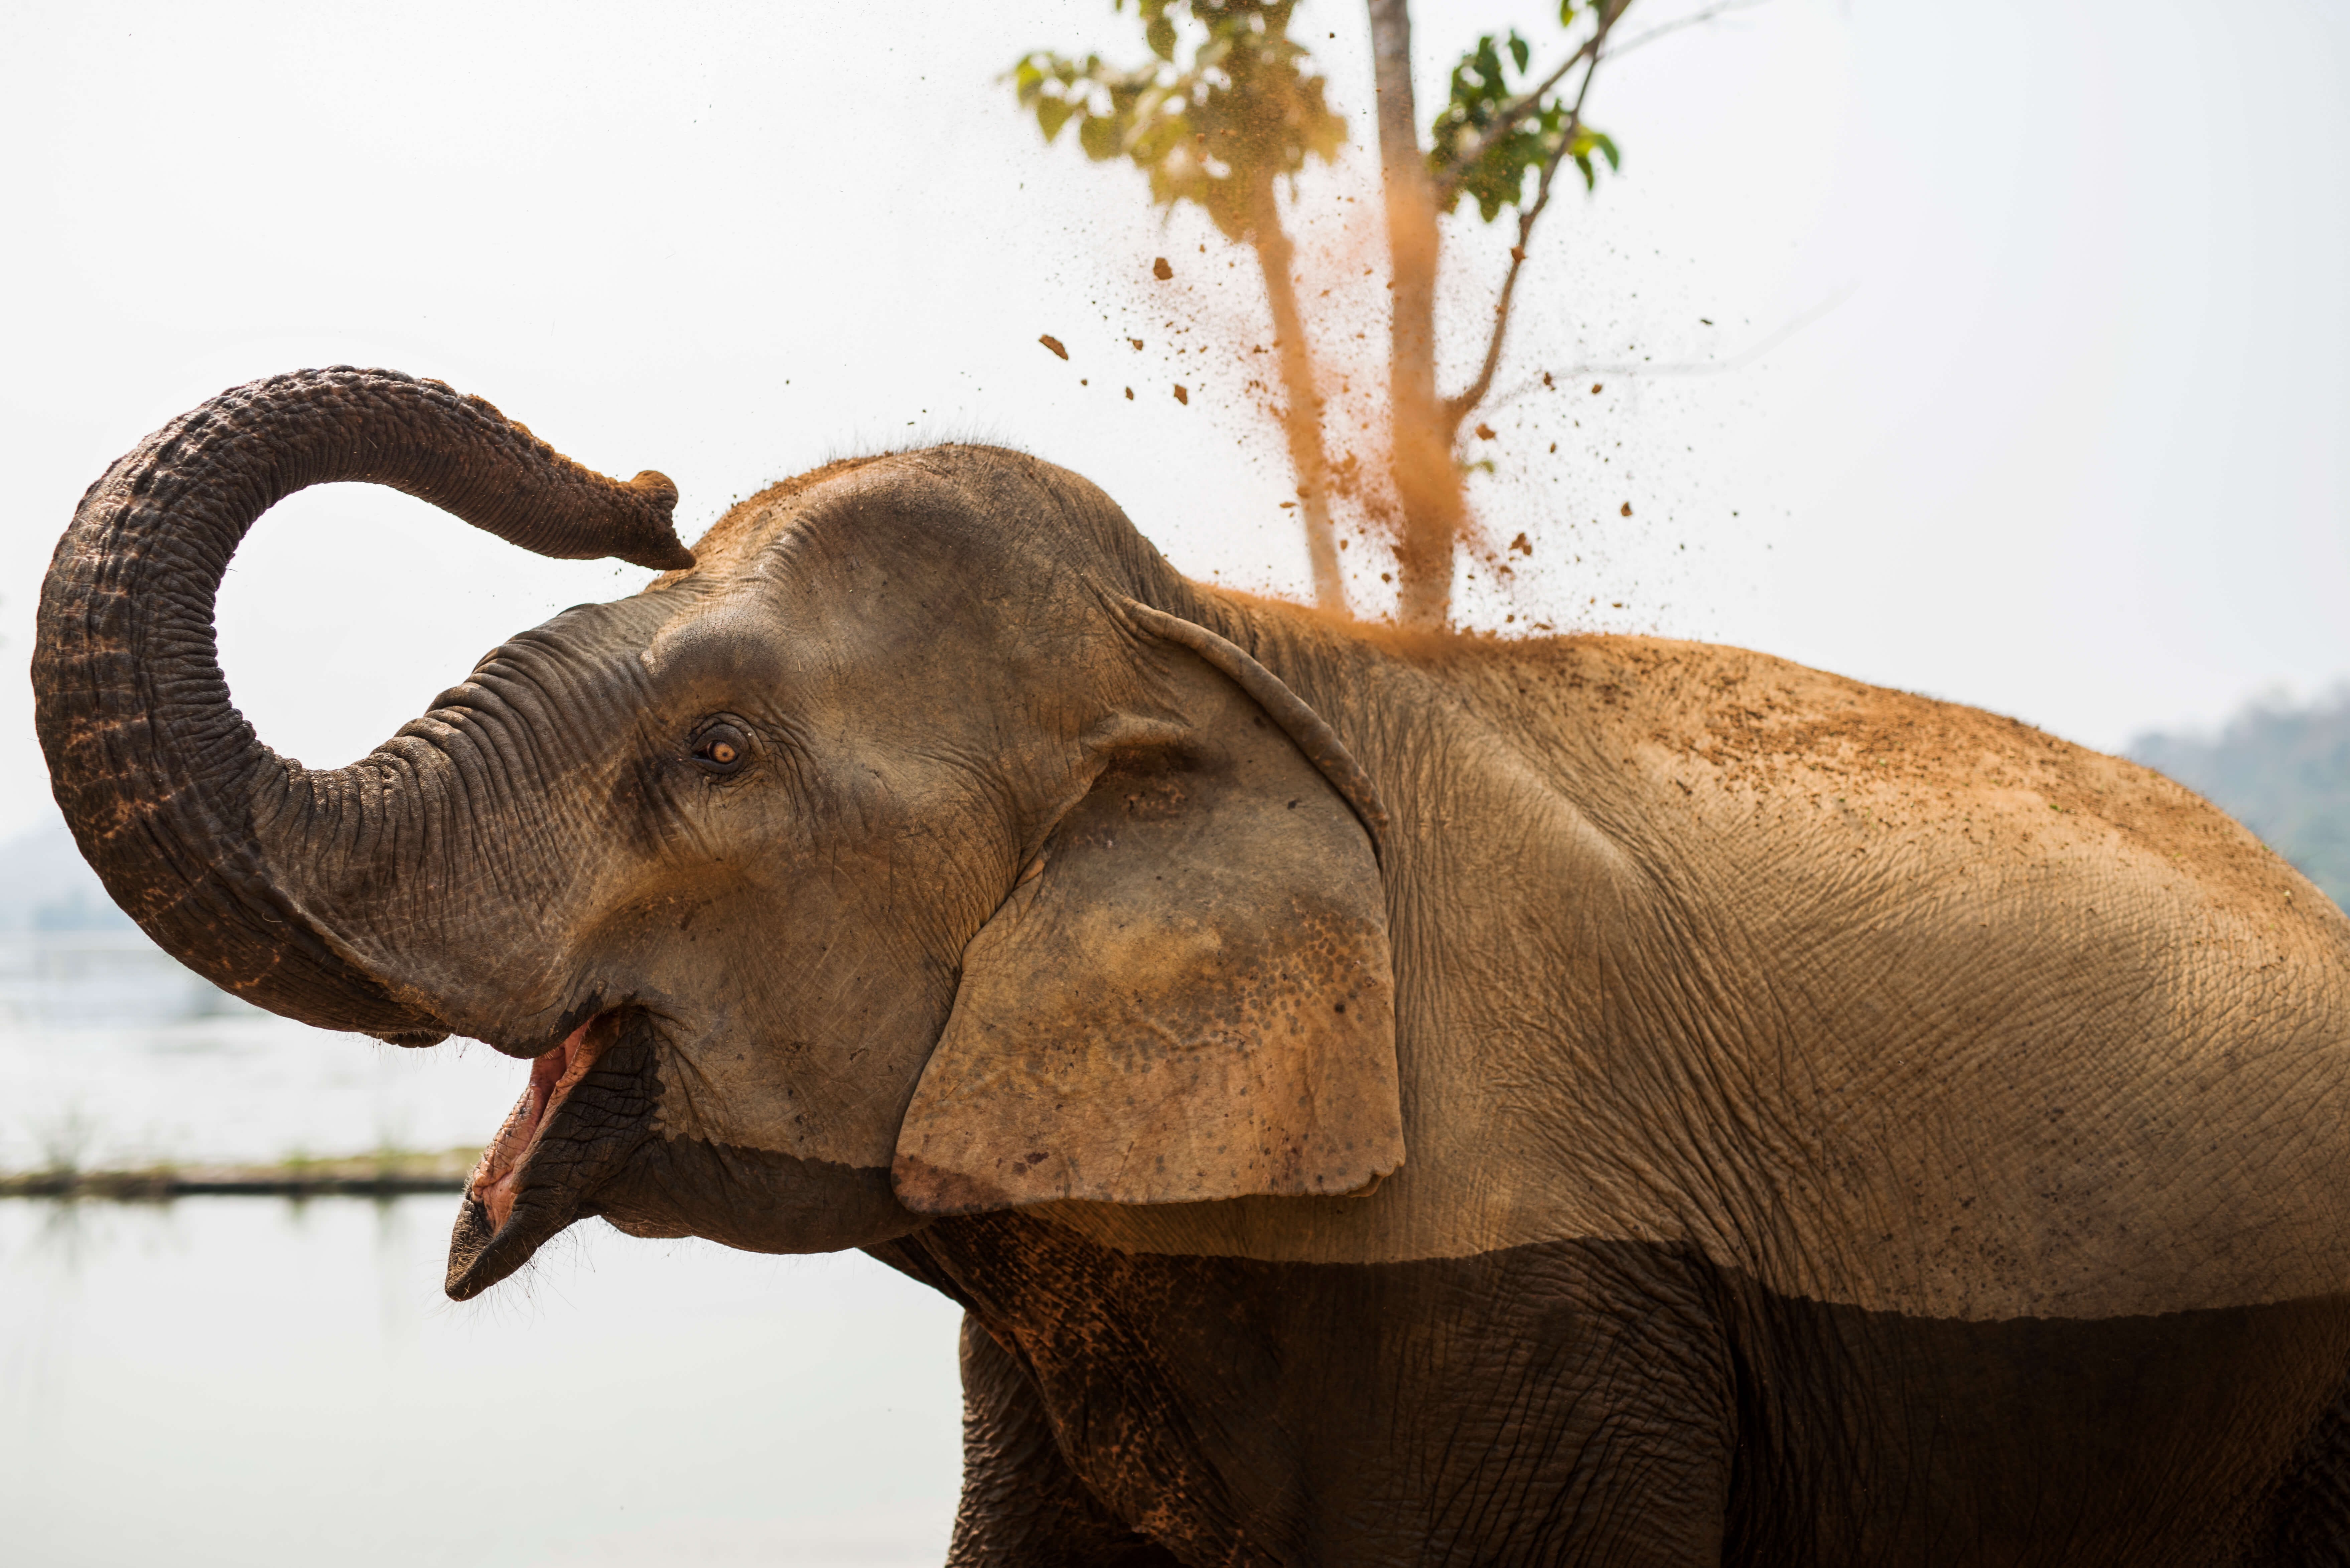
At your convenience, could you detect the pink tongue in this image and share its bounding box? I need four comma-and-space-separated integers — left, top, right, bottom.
473, 1019, 593, 1230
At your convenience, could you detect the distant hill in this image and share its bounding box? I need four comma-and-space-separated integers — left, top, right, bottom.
2131, 690, 2350, 912
0, 808, 138, 933
0, 807, 258, 1025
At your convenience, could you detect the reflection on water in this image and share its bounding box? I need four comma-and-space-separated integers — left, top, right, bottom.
0, 819, 965, 1567
0, 1010, 523, 1174
0, 926, 260, 1029
0, 1196, 963, 1567
0, 810, 528, 1174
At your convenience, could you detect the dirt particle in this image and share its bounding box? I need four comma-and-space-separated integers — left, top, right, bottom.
1173, 384, 1189, 405
1621, 501, 1634, 517
1474, 423, 1497, 441
1124, 387, 1134, 400
1039, 334, 1068, 360
1129, 337, 1144, 350
1591, 382, 1604, 394
1509, 532, 1533, 556
1152, 257, 1173, 281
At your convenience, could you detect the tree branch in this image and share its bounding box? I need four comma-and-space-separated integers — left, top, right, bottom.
1441, 46, 1606, 430
1606, 0, 1772, 62
1436, 0, 1770, 433
1483, 281, 1860, 412
1429, 0, 1765, 207
1367, 0, 1465, 628
1428, 42, 1597, 206
1246, 177, 1350, 615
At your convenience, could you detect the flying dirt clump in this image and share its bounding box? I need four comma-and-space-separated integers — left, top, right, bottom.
1010, 0, 1682, 633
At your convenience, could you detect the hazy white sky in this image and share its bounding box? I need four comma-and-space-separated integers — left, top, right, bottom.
2, 0, 2344, 840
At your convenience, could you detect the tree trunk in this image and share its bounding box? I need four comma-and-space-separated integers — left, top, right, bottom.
1247, 177, 1349, 617
1366, 0, 1468, 627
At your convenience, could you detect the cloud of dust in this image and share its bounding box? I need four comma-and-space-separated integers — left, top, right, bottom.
1012, 32, 1732, 638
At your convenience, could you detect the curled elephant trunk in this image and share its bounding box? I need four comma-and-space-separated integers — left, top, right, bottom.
32, 366, 692, 1044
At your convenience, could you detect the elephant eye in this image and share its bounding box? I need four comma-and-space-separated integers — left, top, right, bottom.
691, 721, 749, 775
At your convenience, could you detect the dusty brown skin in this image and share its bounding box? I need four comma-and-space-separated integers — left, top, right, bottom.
35, 368, 2350, 1563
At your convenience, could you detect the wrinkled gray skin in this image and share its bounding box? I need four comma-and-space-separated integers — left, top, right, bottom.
37, 369, 2350, 1565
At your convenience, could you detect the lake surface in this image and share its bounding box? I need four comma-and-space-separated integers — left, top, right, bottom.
0, 1005, 522, 1173
0, 938, 966, 1567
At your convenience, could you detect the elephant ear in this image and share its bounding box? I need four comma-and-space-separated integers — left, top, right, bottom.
892, 605, 1401, 1215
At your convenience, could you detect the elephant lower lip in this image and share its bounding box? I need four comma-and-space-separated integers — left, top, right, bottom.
446, 1007, 660, 1301
469, 1013, 612, 1233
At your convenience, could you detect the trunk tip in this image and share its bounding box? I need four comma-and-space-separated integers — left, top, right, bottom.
624, 470, 694, 571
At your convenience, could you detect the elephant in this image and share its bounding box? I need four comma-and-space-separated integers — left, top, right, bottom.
33, 365, 2350, 1565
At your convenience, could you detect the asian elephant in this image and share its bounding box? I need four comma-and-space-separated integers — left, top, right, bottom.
34, 366, 2350, 1565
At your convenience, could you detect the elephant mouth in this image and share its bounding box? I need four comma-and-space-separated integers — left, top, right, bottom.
445, 1008, 661, 1301
475, 1014, 607, 1229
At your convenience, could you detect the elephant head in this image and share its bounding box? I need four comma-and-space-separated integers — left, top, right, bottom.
34, 368, 1403, 1298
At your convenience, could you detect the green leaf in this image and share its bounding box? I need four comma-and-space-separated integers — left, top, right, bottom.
1594, 130, 1621, 171
1508, 32, 1530, 74
1005, 0, 1346, 222
1078, 112, 1124, 161
1574, 152, 1596, 190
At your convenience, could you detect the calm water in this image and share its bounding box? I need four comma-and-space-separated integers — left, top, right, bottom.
0, 941, 965, 1567
0, 1006, 520, 1173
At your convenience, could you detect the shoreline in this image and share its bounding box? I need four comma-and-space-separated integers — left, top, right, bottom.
0, 1147, 478, 1200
